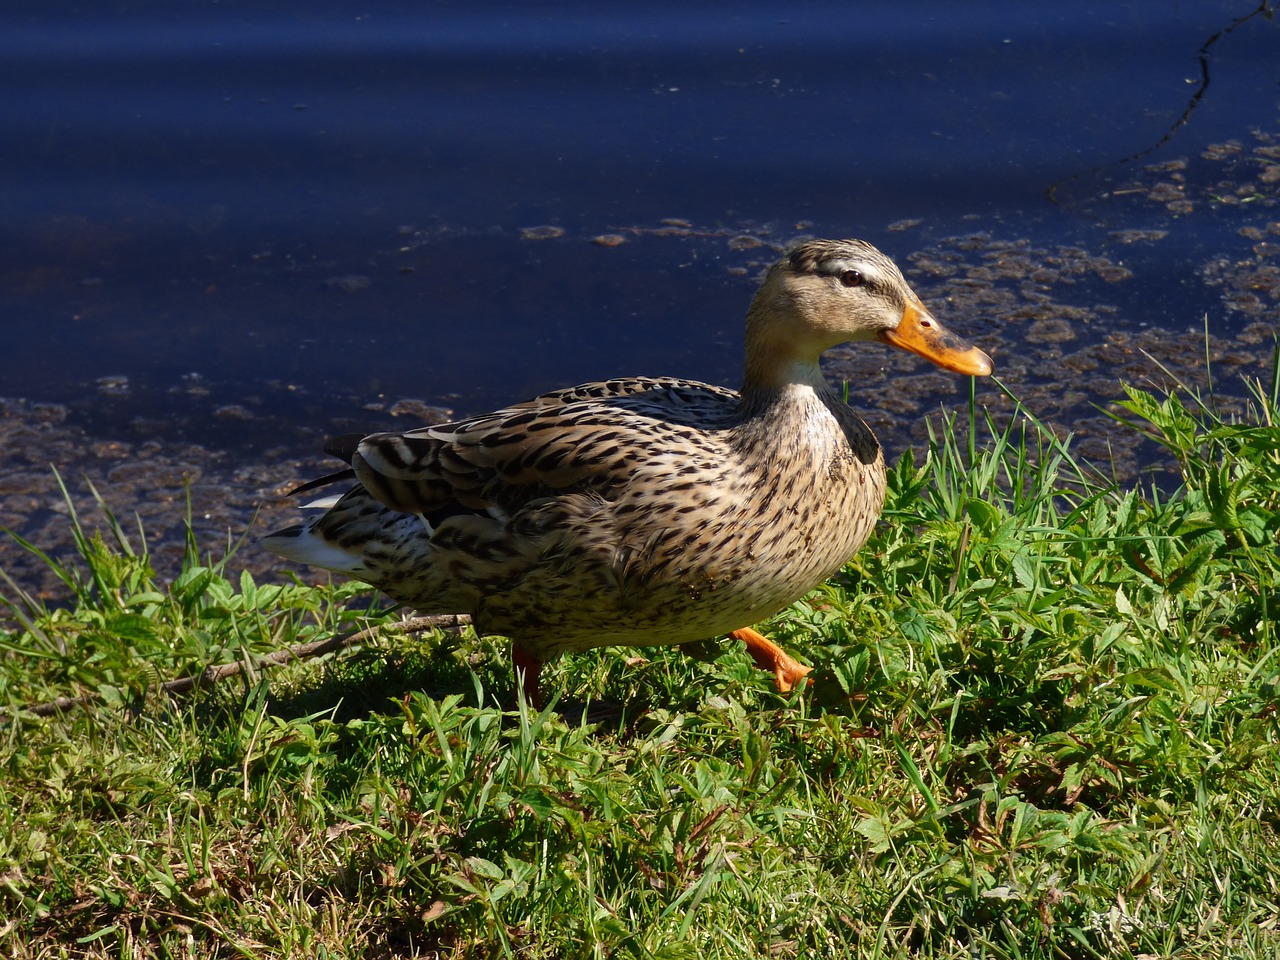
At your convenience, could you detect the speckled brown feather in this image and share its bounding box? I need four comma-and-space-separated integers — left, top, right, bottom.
262, 238, 991, 683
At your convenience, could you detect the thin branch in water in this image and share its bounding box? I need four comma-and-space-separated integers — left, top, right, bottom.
1047, 0, 1275, 204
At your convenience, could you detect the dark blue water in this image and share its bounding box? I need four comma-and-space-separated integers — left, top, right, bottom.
3, 0, 1278, 453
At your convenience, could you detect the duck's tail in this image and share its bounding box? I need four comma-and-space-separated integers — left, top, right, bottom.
260, 465, 434, 585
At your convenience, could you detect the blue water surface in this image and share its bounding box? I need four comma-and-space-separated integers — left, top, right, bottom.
2, 0, 1277, 450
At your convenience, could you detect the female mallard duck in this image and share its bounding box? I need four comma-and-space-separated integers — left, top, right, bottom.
262, 239, 992, 707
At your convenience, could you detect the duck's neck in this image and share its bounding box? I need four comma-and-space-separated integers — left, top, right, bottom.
739, 284, 835, 397
736, 360, 881, 468
737, 360, 836, 423
740, 308, 835, 414
741, 355, 829, 393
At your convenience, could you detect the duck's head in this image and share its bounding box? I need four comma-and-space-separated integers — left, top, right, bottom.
744, 238, 993, 388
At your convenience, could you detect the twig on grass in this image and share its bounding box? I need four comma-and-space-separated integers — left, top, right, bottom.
5, 613, 471, 721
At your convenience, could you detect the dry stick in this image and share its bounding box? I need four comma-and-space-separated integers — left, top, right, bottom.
8, 613, 471, 720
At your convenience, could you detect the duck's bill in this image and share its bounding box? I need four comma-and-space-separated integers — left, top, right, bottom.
879, 302, 994, 377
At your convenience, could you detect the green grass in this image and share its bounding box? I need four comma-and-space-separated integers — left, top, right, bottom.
1, 352, 1278, 959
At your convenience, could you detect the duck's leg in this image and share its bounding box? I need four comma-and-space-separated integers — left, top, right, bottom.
729, 627, 811, 693
512, 643, 543, 710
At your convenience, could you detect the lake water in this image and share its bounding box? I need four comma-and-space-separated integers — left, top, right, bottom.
1, 0, 1278, 595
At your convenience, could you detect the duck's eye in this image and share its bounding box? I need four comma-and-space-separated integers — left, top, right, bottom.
839, 270, 864, 288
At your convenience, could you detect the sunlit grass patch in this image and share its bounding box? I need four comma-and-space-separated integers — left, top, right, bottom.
1, 349, 1277, 957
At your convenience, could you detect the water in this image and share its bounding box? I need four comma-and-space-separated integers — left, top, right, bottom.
4, 1, 1276, 423
1, 1, 1278, 596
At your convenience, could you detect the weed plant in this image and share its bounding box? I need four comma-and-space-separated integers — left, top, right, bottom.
1, 353, 1277, 958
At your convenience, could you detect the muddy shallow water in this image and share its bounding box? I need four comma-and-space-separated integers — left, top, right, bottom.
4, 180, 1277, 607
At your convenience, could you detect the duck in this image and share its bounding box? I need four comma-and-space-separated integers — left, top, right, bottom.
261, 238, 993, 708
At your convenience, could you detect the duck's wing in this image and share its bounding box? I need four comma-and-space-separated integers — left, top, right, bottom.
344, 376, 740, 517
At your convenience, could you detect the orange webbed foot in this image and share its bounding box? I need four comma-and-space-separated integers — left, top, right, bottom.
729, 626, 811, 693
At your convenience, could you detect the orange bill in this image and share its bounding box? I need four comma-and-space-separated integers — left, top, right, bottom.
880, 301, 994, 376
